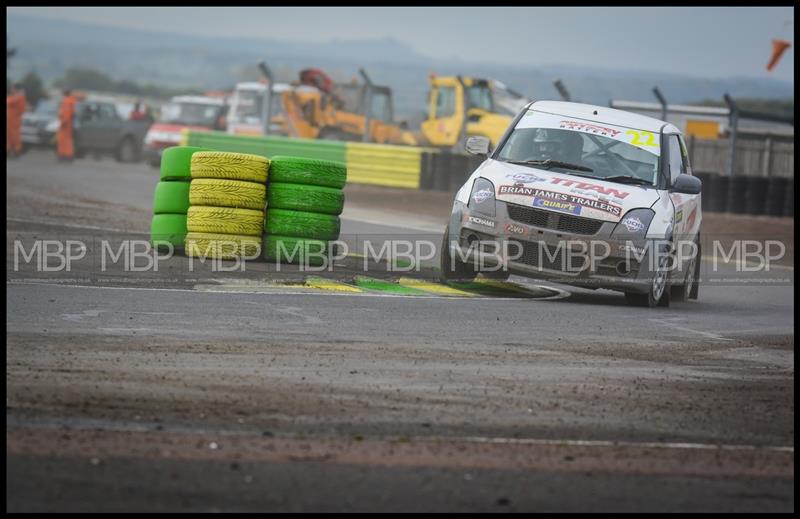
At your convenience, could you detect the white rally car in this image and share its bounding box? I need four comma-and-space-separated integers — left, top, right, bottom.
441, 100, 702, 308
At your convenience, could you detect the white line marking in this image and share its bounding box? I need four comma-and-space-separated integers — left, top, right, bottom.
6, 217, 147, 235
7, 280, 568, 302
424, 435, 793, 453
649, 317, 734, 341
701, 254, 794, 271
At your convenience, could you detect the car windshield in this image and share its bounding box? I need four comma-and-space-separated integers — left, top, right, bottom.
496, 110, 662, 186
161, 102, 221, 126
232, 90, 263, 122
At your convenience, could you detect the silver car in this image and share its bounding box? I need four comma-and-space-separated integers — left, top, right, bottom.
441, 100, 703, 308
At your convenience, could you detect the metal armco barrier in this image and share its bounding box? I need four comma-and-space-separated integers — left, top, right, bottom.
726, 176, 748, 214
708, 175, 730, 213
783, 180, 794, 217
764, 177, 788, 217
744, 177, 769, 215
694, 171, 714, 212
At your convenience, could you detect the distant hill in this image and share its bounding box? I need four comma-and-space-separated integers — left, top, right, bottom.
7, 13, 794, 119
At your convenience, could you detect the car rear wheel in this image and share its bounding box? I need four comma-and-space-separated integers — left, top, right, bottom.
116, 137, 138, 163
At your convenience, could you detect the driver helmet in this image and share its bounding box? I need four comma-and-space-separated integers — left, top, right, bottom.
531, 129, 563, 159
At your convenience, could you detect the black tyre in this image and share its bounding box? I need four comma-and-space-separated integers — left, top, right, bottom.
670, 238, 700, 303
626, 248, 671, 308
116, 136, 138, 163
439, 224, 477, 282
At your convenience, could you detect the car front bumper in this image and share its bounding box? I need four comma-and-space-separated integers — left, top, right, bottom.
447, 200, 671, 294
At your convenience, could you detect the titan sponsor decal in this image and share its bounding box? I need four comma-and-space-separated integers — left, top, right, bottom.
471, 188, 494, 204
550, 178, 630, 199
533, 197, 582, 215
498, 185, 623, 217
504, 223, 527, 235
467, 215, 496, 228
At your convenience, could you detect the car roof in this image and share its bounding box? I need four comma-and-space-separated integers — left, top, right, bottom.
528, 100, 680, 134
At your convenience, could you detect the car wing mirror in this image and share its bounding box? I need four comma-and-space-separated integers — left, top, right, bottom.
465, 135, 490, 156
671, 174, 701, 195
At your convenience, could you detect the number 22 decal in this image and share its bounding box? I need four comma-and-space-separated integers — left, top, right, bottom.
626, 130, 659, 147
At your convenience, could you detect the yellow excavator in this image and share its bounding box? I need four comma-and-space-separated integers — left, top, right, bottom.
242, 62, 415, 145
417, 74, 529, 150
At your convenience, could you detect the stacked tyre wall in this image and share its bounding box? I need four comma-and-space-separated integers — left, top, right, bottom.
150, 146, 346, 262
184, 131, 793, 218
186, 151, 269, 260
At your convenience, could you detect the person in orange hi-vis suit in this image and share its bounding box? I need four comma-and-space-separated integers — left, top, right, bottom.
6, 83, 27, 158
57, 88, 79, 162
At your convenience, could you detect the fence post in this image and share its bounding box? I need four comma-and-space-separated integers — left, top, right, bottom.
723, 94, 739, 177
762, 137, 774, 177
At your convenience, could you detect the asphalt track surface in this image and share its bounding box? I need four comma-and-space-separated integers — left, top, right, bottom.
6, 150, 795, 512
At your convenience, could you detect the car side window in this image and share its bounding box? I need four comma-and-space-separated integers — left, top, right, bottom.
99, 104, 117, 120
667, 135, 684, 184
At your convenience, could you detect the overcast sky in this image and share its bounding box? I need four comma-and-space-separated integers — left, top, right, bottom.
8, 6, 795, 82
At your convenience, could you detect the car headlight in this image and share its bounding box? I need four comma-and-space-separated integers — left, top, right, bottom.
612, 208, 655, 239
45, 120, 59, 133
468, 177, 496, 217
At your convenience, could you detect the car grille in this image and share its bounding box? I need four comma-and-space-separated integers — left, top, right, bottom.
508, 239, 588, 272
506, 203, 605, 235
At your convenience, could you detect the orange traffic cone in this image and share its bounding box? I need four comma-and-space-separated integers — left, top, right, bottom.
766, 39, 791, 72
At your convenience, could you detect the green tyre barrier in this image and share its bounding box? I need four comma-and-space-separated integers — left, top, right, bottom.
185, 232, 262, 260
263, 235, 329, 266
265, 209, 341, 241
267, 183, 344, 216
189, 178, 266, 210
191, 151, 270, 183
150, 214, 187, 248
160, 146, 210, 181
153, 181, 191, 214
269, 156, 347, 189
187, 206, 264, 236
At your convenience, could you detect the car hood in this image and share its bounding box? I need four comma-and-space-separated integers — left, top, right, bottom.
473, 159, 661, 223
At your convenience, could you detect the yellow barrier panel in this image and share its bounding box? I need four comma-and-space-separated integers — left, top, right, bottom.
304, 276, 363, 293
346, 143, 427, 189
398, 277, 476, 297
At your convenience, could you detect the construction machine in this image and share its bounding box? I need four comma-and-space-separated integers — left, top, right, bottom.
228, 62, 415, 145
418, 75, 529, 150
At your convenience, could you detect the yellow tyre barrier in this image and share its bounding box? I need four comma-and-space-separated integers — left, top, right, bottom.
184, 232, 262, 260
190, 151, 270, 183
187, 206, 264, 236
189, 178, 266, 210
